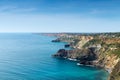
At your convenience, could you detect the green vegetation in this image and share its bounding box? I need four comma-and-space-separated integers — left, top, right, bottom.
73, 39, 80, 46
83, 39, 102, 47
109, 49, 120, 57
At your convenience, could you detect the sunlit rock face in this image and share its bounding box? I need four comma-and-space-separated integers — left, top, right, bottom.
109, 61, 120, 80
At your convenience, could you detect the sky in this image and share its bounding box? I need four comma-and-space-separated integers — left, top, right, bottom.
0, 0, 120, 33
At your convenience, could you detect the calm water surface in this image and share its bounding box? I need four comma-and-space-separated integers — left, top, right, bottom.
0, 33, 108, 80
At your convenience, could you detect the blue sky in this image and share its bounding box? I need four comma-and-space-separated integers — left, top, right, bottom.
0, 0, 120, 32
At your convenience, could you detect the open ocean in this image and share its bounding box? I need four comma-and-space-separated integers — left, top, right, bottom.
0, 33, 108, 80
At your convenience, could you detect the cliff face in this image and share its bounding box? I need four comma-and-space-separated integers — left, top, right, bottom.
96, 53, 120, 73
73, 36, 93, 49
109, 61, 120, 80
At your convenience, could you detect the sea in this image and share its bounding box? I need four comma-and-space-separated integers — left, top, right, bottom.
0, 33, 109, 80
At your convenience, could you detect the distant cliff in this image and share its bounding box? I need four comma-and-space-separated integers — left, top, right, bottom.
52, 33, 120, 80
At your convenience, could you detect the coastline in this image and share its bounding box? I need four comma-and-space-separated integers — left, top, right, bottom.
50, 33, 120, 80
51, 37, 110, 74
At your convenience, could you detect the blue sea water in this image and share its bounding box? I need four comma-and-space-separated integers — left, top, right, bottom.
0, 33, 108, 80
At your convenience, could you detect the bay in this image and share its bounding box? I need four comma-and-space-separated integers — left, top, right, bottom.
0, 33, 108, 80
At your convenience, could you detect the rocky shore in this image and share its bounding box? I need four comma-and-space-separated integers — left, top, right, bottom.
50, 33, 120, 80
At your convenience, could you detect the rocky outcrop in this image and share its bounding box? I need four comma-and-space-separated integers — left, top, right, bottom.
78, 47, 98, 65
64, 44, 70, 48
53, 49, 68, 57
53, 49, 78, 59
53, 47, 99, 65
52, 38, 61, 42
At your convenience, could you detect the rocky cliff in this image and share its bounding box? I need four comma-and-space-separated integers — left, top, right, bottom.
52, 33, 120, 80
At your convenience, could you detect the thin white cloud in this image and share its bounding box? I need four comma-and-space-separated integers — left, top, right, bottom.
0, 5, 37, 13
12, 8, 37, 12
90, 9, 105, 14
0, 6, 17, 12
